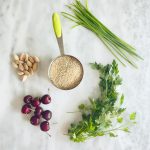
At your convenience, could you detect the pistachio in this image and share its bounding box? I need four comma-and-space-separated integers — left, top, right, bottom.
27, 61, 32, 67
15, 60, 20, 65
29, 56, 34, 63
33, 63, 38, 72
25, 53, 29, 61
21, 75, 27, 82
13, 54, 19, 61
33, 56, 40, 63
17, 71, 24, 76
20, 53, 26, 61
12, 62, 18, 68
19, 63, 24, 71
12, 53, 40, 82
28, 68, 34, 75
23, 63, 28, 70
19, 60, 24, 64
24, 70, 30, 76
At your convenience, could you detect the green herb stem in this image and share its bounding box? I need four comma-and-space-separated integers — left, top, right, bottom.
67, 60, 136, 142
62, 0, 143, 67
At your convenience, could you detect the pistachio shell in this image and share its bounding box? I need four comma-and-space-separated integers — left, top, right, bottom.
28, 68, 34, 75
33, 56, 40, 63
20, 53, 26, 61
20, 75, 27, 82
12, 62, 18, 68
19, 60, 24, 64
24, 71, 30, 76
13, 54, 19, 61
17, 71, 24, 76
23, 63, 28, 70
19, 63, 24, 71
29, 56, 34, 63
27, 61, 32, 67
33, 63, 38, 72
15, 60, 20, 64
25, 53, 29, 61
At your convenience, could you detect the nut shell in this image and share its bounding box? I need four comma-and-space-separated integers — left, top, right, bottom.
12, 62, 18, 68
33, 56, 40, 63
12, 53, 40, 82
27, 61, 32, 67
19, 63, 24, 71
20, 53, 26, 61
18, 71, 24, 76
20, 75, 27, 82
13, 54, 19, 61
33, 63, 38, 72
29, 56, 34, 63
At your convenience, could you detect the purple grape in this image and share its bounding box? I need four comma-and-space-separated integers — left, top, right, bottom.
41, 95, 51, 104
30, 116, 40, 126
42, 110, 52, 121
34, 107, 43, 117
40, 121, 50, 132
21, 104, 31, 114
23, 95, 33, 104
32, 97, 41, 107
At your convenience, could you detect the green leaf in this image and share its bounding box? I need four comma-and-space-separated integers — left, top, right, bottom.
90, 62, 100, 70
122, 127, 130, 133
130, 112, 136, 120
85, 0, 89, 9
89, 98, 94, 105
70, 123, 75, 128
117, 117, 123, 123
112, 60, 119, 75
109, 132, 117, 137
118, 108, 126, 114
72, 133, 76, 139
97, 132, 104, 136
66, 60, 136, 142
120, 94, 124, 105
78, 104, 85, 110
63, 0, 142, 67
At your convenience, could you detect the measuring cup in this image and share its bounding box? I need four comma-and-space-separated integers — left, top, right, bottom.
48, 13, 84, 90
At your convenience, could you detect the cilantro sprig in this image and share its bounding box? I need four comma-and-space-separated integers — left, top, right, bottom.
67, 60, 136, 142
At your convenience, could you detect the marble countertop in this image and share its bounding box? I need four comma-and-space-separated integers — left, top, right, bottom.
0, 0, 150, 150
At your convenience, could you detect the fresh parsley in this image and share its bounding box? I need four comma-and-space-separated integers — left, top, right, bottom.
67, 60, 136, 142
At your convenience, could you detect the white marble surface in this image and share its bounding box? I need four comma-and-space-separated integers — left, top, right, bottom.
0, 0, 150, 150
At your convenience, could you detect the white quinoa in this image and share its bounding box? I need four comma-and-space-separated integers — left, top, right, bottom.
49, 55, 83, 90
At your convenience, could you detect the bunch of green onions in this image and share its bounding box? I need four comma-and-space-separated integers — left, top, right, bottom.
62, 0, 142, 68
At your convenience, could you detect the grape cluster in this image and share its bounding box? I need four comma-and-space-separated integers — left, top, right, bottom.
21, 94, 52, 133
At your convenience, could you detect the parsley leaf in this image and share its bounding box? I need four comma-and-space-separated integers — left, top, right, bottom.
130, 112, 136, 120
67, 60, 136, 142
117, 117, 123, 123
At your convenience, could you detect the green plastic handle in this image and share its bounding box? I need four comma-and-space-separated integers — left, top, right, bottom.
52, 13, 62, 38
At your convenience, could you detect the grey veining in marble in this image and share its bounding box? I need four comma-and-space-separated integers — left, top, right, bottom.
0, 0, 150, 150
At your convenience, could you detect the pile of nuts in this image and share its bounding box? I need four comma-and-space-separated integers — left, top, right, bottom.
12, 53, 40, 82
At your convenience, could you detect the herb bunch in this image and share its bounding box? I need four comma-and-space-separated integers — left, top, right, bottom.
67, 60, 136, 142
62, 0, 143, 68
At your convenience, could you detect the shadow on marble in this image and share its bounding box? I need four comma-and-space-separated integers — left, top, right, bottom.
38, 56, 53, 82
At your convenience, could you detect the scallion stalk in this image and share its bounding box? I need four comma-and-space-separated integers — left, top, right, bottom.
62, 0, 143, 68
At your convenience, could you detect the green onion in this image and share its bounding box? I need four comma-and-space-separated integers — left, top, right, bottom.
62, 0, 143, 68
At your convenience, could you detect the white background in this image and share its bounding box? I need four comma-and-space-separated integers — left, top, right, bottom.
0, 0, 150, 150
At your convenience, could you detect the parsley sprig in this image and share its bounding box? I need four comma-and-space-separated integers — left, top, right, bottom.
67, 60, 136, 142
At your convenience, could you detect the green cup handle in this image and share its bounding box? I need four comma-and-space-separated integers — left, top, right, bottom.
52, 13, 64, 55
52, 13, 62, 38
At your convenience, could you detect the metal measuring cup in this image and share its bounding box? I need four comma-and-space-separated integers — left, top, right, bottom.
48, 13, 84, 90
